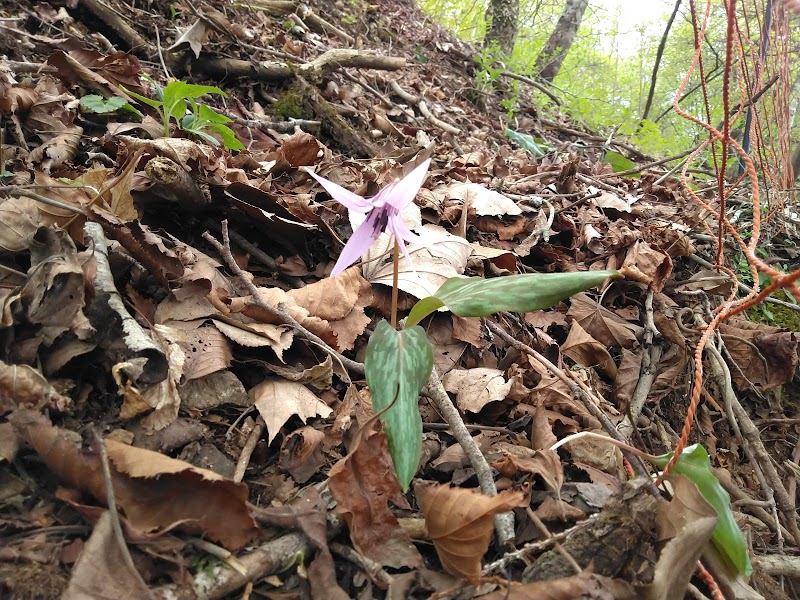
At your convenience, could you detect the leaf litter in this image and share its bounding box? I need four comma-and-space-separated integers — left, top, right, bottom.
0, 0, 797, 598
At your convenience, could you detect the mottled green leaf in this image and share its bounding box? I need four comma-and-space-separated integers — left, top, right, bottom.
364, 321, 433, 491
653, 444, 752, 576
407, 271, 620, 326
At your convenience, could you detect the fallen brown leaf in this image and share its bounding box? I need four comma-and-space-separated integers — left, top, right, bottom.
481, 571, 635, 600
414, 480, 529, 582
328, 428, 422, 569
250, 377, 333, 444
10, 410, 258, 550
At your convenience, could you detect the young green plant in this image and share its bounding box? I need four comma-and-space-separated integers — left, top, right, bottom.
122, 76, 244, 151
551, 431, 753, 577
308, 158, 619, 491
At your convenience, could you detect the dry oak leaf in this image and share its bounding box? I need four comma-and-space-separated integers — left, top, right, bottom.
288, 266, 372, 350
9, 410, 258, 550
561, 320, 618, 380
414, 480, 530, 582
250, 378, 332, 444
619, 239, 672, 292
489, 442, 563, 494
328, 429, 422, 569
229, 286, 337, 348
442, 368, 512, 413
437, 182, 522, 217
0, 361, 71, 413
567, 292, 641, 349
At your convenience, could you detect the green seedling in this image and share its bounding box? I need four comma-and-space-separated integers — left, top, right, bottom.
122, 76, 244, 151
80, 94, 142, 117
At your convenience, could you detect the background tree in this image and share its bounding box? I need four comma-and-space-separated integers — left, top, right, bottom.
534, 0, 590, 82
484, 0, 519, 55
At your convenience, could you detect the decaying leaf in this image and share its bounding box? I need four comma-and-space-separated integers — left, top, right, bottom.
561, 320, 618, 379
442, 367, 511, 413
9, 410, 258, 550
61, 511, 154, 600
481, 571, 636, 600
250, 377, 333, 444
328, 428, 423, 569
414, 480, 529, 582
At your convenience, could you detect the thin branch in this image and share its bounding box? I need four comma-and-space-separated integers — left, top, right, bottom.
203, 221, 365, 374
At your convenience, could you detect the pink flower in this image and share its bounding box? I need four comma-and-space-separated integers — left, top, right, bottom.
305, 159, 432, 277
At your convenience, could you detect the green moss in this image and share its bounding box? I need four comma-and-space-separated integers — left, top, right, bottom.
747, 303, 800, 331
273, 90, 304, 120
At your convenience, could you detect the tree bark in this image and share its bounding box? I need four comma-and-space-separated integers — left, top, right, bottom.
639, 0, 683, 125
534, 0, 590, 83
484, 0, 519, 55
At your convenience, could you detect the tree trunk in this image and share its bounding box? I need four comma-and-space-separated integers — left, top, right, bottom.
639, 0, 683, 126
534, 0, 590, 83
484, 0, 519, 55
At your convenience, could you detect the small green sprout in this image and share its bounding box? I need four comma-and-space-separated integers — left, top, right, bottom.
122, 75, 244, 151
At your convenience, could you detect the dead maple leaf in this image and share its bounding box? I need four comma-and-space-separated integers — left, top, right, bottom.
442, 368, 512, 413
9, 410, 258, 550
328, 428, 422, 569
414, 480, 529, 582
250, 377, 332, 444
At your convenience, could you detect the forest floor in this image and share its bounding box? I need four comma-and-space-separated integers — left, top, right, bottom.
1, 0, 799, 599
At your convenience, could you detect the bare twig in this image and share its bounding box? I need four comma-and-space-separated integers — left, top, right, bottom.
422, 367, 516, 546
389, 80, 460, 135
330, 542, 394, 589
202, 221, 364, 374
525, 507, 582, 574
619, 289, 662, 439
233, 417, 265, 484
89, 428, 154, 599
152, 532, 310, 600
500, 71, 562, 106
484, 319, 658, 492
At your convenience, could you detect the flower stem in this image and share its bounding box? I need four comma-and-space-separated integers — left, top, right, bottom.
390, 240, 399, 328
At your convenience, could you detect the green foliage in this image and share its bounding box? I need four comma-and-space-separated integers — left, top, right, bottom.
406, 270, 620, 326
652, 444, 752, 577
80, 94, 141, 116
473, 44, 505, 93
363, 321, 433, 491
417, 0, 760, 160
123, 77, 243, 150
603, 150, 636, 174
504, 128, 551, 156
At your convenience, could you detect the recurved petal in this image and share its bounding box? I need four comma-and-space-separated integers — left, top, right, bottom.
387, 218, 420, 277
304, 167, 373, 212
387, 213, 424, 245
384, 158, 432, 210
330, 210, 383, 277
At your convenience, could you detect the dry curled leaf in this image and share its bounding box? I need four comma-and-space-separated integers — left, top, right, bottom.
328, 427, 422, 569
9, 410, 257, 550
414, 480, 530, 582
